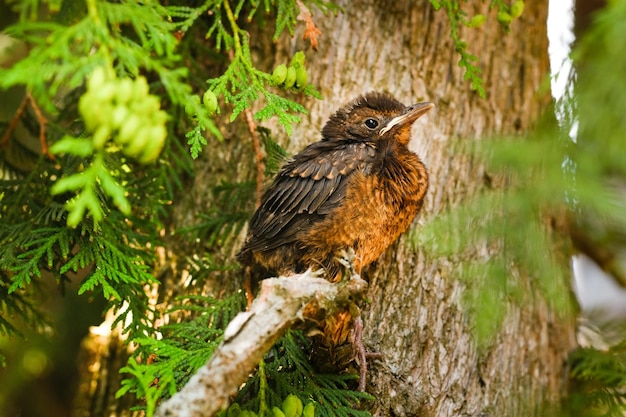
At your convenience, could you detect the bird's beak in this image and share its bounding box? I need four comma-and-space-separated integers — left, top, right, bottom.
380, 102, 434, 136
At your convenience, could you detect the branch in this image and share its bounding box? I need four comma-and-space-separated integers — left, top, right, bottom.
244, 108, 265, 209
570, 222, 626, 288
155, 268, 368, 417
0, 92, 52, 159
0, 93, 29, 148
27, 91, 52, 159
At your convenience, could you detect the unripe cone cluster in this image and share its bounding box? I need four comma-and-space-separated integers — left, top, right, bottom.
79, 67, 167, 164
220, 395, 314, 417
271, 51, 308, 90
272, 395, 314, 417
497, 0, 524, 25
185, 89, 219, 117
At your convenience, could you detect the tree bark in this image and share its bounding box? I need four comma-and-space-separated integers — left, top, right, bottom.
265, 2, 577, 414
76, 1, 577, 416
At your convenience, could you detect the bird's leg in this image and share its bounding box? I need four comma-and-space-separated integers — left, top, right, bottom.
338, 249, 379, 391
352, 316, 368, 391
350, 314, 383, 391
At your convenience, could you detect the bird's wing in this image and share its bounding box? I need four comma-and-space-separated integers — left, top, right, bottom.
243, 140, 376, 251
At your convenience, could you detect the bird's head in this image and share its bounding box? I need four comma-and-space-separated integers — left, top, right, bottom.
321, 91, 434, 146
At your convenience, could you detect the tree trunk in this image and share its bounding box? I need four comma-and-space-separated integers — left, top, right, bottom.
279, 2, 576, 416
76, 1, 577, 416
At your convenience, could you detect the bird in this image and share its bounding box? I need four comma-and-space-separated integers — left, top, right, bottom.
237, 91, 433, 389
238, 91, 433, 281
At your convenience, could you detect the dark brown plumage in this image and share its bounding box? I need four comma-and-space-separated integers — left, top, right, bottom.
238, 91, 433, 280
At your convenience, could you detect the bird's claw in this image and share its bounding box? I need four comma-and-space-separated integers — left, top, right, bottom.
337, 248, 358, 279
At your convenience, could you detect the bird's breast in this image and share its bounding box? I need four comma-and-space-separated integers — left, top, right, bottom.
305, 149, 428, 270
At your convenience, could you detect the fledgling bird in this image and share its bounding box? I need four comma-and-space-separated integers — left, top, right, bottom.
238, 91, 433, 281
237, 92, 433, 390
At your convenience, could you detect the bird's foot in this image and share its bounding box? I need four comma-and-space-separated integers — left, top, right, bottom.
305, 267, 326, 279
337, 248, 358, 278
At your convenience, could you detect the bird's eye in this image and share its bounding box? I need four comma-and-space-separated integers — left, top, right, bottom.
364, 118, 379, 129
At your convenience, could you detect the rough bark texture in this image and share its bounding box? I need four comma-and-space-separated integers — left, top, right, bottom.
263, 2, 577, 414
76, 1, 577, 416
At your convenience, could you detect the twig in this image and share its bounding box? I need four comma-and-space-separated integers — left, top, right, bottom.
570, 222, 626, 288
0, 93, 29, 148
244, 108, 265, 208
0, 92, 52, 159
26, 91, 52, 159
226, 42, 265, 208
154, 269, 368, 417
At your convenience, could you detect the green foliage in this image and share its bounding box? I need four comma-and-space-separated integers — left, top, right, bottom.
429, 0, 485, 97
259, 126, 289, 176
180, 180, 256, 249
186, 124, 209, 159
180, 128, 286, 249
0, 0, 330, 355
234, 331, 373, 417
0, 0, 195, 347
0, 0, 202, 227
569, 344, 626, 416
429, 0, 526, 98
0, 154, 162, 342
169, 0, 325, 141
117, 292, 247, 415
117, 291, 372, 417
49, 150, 125, 227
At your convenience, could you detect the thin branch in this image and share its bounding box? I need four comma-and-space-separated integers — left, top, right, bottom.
155, 268, 368, 417
244, 108, 265, 208
27, 92, 52, 159
0, 93, 29, 149
0, 92, 52, 159
570, 222, 626, 288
